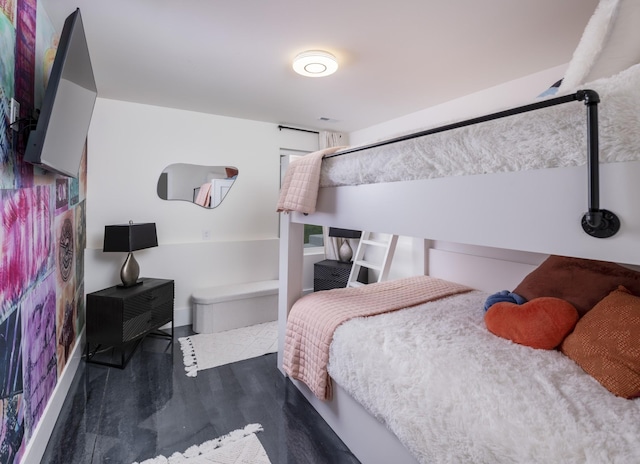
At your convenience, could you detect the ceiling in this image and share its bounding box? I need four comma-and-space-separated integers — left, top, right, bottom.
40, 0, 599, 133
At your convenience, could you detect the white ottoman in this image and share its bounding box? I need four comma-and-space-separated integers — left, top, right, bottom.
191, 280, 279, 334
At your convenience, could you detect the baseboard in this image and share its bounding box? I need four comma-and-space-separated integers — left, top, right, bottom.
171, 305, 191, 328
167, 303, 287, 331
20, 328, 85, 464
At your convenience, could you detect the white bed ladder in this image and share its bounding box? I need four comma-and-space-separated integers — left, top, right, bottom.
347, 232, 398, 288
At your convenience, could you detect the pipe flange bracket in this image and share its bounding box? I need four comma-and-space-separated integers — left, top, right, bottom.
581, 209, 620, 238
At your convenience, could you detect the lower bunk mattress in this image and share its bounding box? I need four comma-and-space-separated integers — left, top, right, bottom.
327, 290, 640, 464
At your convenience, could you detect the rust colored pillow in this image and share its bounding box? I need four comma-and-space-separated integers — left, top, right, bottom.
225, 167, 239, 178
485, 297, 579, 350
561, 286, 640, 399
513, 255, 640, 317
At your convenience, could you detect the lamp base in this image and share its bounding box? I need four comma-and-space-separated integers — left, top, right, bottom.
338, 239, 353, 263
120, 252, 141, 287
117, 280, 143, 289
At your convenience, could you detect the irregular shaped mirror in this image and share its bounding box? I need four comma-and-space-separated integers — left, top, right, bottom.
157, 163, 238, 209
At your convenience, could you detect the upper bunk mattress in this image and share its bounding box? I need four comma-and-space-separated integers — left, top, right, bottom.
320, 63, 640, 188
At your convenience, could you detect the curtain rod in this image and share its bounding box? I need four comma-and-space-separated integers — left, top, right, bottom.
277, 125, 319, 135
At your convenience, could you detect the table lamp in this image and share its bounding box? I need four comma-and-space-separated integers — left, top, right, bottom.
328, 227, 362, 263
103, 221, 157, 287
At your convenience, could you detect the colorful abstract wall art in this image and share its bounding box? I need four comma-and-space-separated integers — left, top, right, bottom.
0, 1, 86, 462
55, 177, 68, 212
0, 186, 52, 318
74, 200, 85, 291
0, 394, 24, 464
0, 6, 16, 184
0, 308, 22, 400
55, 209, 75, 375
20, 272, 56, 439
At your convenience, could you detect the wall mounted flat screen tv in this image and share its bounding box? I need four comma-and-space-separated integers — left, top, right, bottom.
24, 8, 96, 178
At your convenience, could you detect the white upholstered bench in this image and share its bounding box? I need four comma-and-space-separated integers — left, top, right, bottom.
191, 280, 279, 334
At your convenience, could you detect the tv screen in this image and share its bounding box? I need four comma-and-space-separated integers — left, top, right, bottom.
24, 8, 96, 178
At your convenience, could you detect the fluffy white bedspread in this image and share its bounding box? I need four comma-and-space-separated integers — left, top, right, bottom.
328, 290, 640, 463
321, 63, 640, 187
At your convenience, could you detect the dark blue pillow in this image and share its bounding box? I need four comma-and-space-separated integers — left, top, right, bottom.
484, 290, 527, 312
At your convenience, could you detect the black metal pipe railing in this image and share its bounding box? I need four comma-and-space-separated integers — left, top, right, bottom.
325, 90, 619, 238
325, 93, 581, 158
576, 90, 619, 237
578, 90, 601, 216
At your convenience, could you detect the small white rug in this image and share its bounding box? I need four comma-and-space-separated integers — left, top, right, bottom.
133, 423, 271, 464
178, 321, 277, 377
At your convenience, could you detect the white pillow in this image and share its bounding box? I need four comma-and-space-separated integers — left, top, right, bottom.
559, 0, 640, 92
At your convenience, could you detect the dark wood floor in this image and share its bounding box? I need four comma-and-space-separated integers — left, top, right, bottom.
40, 326, 360, 464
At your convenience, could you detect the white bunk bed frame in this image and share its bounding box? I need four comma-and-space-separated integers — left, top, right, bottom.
277, 91, 640, 463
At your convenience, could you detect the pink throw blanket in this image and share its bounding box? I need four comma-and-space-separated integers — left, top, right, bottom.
283, 276, 472, 400
195, 182, 211, 207
276, 146, 347, 214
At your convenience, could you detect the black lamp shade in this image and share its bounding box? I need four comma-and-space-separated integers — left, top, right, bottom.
328, 227, 362, 239
103, 223, 158, 252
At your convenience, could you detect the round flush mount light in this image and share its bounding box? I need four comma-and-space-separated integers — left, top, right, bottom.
293, 50, 338, 77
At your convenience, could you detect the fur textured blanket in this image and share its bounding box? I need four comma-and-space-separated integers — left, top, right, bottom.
328, 290, 640, 463
320, 62, 640, 187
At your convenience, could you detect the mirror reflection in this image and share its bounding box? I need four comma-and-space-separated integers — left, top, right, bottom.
157, 163, 238, 209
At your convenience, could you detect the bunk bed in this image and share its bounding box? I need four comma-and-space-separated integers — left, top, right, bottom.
278, 1, 640, 462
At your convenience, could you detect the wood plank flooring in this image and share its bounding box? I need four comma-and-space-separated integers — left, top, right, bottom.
40, 326, 360, 463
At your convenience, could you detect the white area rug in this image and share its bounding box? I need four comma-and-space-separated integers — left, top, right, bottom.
178, 321, 277, 377
133, 423, 271, 464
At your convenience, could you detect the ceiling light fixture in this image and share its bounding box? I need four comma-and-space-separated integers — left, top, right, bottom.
293, 50, 338, 77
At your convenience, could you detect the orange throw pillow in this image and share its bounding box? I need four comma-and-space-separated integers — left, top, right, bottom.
561, 286, 640, 399
485, 297, 579, 350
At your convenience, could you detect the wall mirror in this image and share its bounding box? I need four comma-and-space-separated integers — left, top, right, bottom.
157, 163, 238, 209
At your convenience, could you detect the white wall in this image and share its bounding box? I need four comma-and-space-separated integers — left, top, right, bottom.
87, 98, 282, 247
86, 98, 316, 323
348, 64, 569, 279
350, 64, 567, 145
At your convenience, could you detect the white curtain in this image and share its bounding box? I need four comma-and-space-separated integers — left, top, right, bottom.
320, 131, 347, 260
323, 228, 340, 260
319, 130, 345, 150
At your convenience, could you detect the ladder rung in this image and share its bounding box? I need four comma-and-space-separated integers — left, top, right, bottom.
361, 239, 389, 248
354, 259, 382, 271
348, 232, 397, 288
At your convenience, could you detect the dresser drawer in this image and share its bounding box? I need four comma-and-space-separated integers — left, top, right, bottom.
123, 312, 154, 342
313, 278, 342, 291
314, 260, 367, 291
315, 265, 350, 283
123, 282, 174, 319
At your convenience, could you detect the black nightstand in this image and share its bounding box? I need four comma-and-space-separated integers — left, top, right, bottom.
314, 259, 368, 291
86, 278, 174, 368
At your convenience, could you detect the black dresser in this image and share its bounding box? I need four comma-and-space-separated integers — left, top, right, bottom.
314, 259, 368, 291
86, 278, 174, 368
